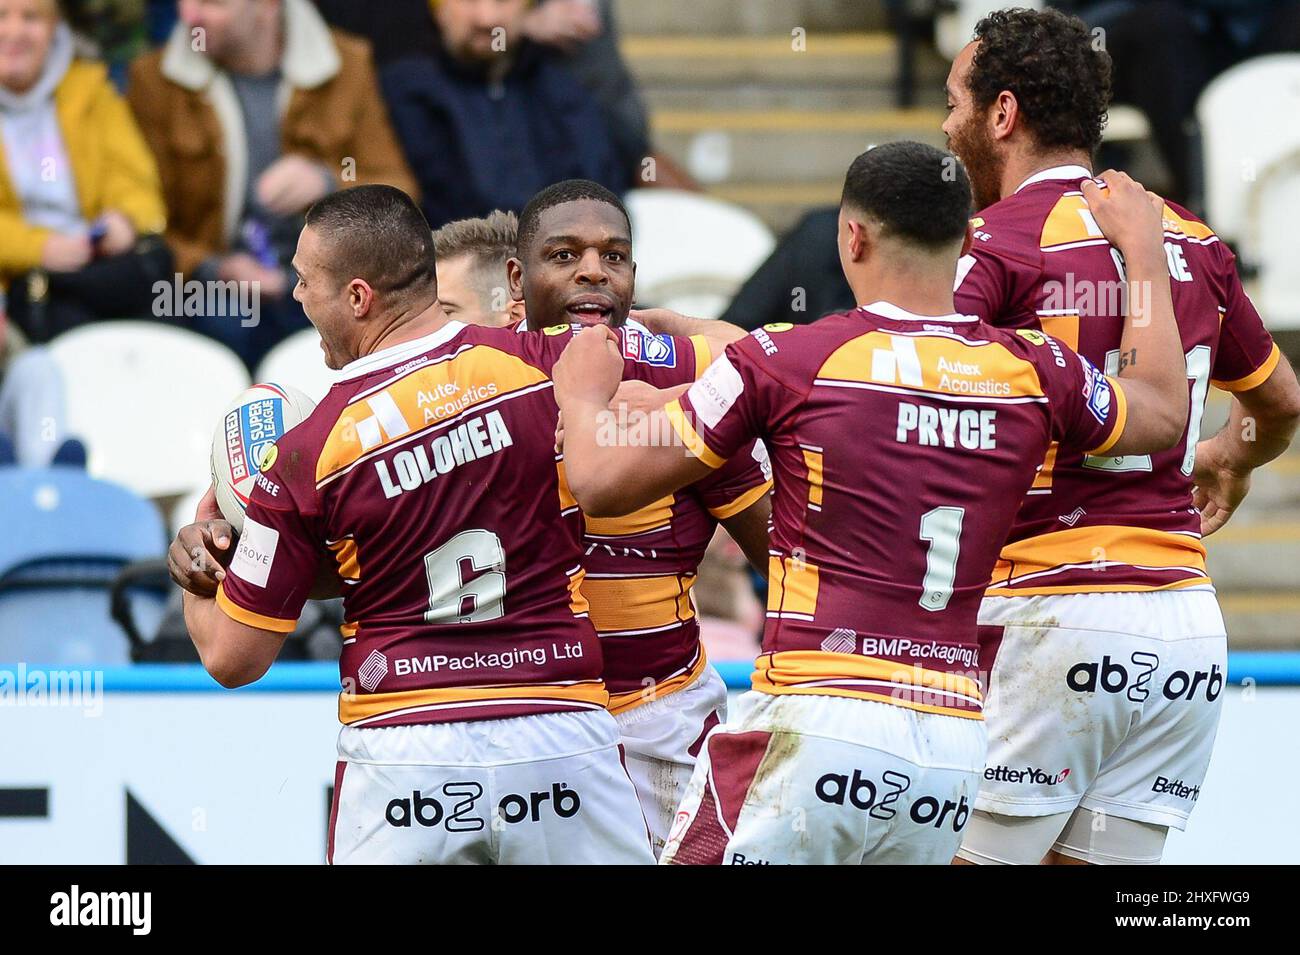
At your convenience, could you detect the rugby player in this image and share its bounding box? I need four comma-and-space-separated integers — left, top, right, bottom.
506, 179, 773, 856
942, 7, 1300, 865
552, 142, 1188, 865
168, 185, 734, 865
431, 211, 525, 328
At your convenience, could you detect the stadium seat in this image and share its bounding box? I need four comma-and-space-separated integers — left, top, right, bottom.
48, 322, 250, 499
1253, 157, 1300, 329
1198, 54, 1300, 246
624, 189, 775, 320
255, 328, 341, 403
935, 0, 1043, 61
1102, 104, 1151, 144
0, 468, 168, 665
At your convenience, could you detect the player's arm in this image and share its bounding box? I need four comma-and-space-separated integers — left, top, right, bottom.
182, 592, 288, 688
555, 326, 714, 516
629, 307, 747, 356
720, 493, 772, 576
1080, 170, 1188, 454
1194, 358, 1300, 534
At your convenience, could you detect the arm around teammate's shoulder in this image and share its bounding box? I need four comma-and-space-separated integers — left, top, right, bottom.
1081, 171, 1187, 454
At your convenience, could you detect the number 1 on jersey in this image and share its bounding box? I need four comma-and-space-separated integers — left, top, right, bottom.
919, 506, 965, 612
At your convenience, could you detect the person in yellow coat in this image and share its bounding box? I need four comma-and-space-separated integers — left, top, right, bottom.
0, 0, 168, 341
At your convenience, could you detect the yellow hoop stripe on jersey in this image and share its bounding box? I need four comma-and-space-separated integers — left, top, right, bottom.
216, 582, 298, 633
584, 494, 675, 538
752, 650, 984, 720
688, 334, 712, 375
767, 554, 820, 618
327, 536, 361, 583
1213, 342, 1281, 392
708, 479, 771, 520
1083, 376, 1128, 456
607, 646, 710, 715
338, 680, 610, 726
566, 566, 590, 617
987, 524, 1210, 595
315, 345, 551, 486
801, 448, 824, 509
817, 332, 1049, 398
582, 573, 696, 633
663, 398, 727, 468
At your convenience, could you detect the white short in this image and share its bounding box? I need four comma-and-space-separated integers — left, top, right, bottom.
971, 589, 1226, 833
660, 691, 987, 865
328, 710, 655, 865
614, 665, 727, 859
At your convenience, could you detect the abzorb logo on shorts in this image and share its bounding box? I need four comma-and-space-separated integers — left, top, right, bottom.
225, 396, 286, 483
622, 327, 677, 367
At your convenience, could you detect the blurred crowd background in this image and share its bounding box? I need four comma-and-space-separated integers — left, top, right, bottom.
1, 0, 1297, 669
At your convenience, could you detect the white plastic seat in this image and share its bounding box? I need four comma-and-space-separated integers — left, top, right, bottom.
1252, 156, 1300, 329
254, 328, 341, 403
1198, 54, 1300, 244
49, 322, 250, 499
1103, 104, 1151, 143
936, 0, 1043, 61
624, 189, 775, 320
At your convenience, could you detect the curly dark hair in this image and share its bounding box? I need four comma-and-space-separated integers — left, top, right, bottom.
969, 7, 1112, 154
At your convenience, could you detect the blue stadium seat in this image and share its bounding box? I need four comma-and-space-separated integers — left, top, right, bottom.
0, 469, 168, 666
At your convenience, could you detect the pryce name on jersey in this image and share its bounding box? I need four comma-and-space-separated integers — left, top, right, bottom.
376, 409, 514, 499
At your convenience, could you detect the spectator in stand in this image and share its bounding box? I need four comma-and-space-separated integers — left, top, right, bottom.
127, 0, 416, 367
315, 0, 678, 190
431, 210, 526, 327
0, 0, 169, 342
1051, 0, 1300, 207
0, 294, 83, 468
379, 0, 628, 228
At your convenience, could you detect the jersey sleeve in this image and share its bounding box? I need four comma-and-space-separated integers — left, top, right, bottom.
522, 323, 711, 388
614, 326, 712, 388
664, 335, 778, 469
694, 439, 772, 519
1037, 340, 1129, 456
953, 230, 1043, 328
215, 456, 324, 634
1211, 250, 1281, 392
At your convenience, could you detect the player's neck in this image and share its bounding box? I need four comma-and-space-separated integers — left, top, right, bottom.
357, 299, 453, 359
1000, 149, 1093, 200
848, 265, 957, 317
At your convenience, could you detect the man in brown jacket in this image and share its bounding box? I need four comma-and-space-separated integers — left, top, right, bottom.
127, 0, 417, 366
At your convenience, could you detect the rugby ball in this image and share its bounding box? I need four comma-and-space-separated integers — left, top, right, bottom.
210, 382, 316, 532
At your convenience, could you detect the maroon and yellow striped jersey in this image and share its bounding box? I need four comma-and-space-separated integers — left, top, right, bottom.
581, 440, 770, 714
218, 319, 709, 727
956, 167, 1280, 595
664, 304, 1127, 719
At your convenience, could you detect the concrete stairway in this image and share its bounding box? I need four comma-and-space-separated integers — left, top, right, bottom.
615, 0, 950, 232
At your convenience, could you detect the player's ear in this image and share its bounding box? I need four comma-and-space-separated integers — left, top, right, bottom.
992, 89, 1018, 142
506, 256, 524, 302
349, 279, 374, 317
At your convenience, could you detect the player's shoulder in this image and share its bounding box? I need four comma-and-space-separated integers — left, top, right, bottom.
733, 313, 861, 373
1160, 199, 1219, 244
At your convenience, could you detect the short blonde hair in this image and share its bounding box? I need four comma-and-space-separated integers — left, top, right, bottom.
432, 210, 519, 270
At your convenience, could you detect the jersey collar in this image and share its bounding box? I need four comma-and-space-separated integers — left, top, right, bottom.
859, 300, 978, 324
337, 321, 466, 381
1014, 164, 1093, 194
